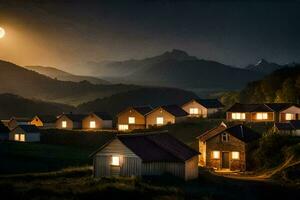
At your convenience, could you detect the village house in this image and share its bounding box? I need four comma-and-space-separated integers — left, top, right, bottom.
82, 112, 113, 130
0, 121, 10, 141
91, 132, 199, 180
182, 99, 224, 118
117, 106, 153, 131
8, 117, 32, 130
273, 120, 300, 136
146, 105, 188, 128
9, 124, 40, 142
56, 114, 87, 129
226, 103, 300, 123
30, 115, 58, 129
197, 122, 260, 171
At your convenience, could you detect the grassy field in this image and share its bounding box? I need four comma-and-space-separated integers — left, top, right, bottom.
0, 167, 299, 200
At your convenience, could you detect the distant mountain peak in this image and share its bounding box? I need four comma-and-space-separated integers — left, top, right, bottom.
161, 49, 197, 61
255, 59, 269, 66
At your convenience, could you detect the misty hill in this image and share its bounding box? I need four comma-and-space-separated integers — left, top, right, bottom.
77, 87, 198, 116
0, 93, 74, 119
245, 59, 284, 74
236, 66, 300, 104
25, 66, 110, 85
90, 49, 263, 90
0, 60, 139, 105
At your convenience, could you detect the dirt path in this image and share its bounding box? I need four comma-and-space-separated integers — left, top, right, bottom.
214, 156, 300, 182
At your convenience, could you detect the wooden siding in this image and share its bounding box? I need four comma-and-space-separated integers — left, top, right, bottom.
279, 106, 300, 122
94, 139, 142, 177
146, 108, 175, 128
142, 162, 185, 178
227, 112, 274, 122
117, 108, 146, 131
185, 156, 199, 180
182, 100, 208, 118
56, 115, 81, 129
9, 127, 40, 142
201, 132, 246, 171
82, 114, 112, 129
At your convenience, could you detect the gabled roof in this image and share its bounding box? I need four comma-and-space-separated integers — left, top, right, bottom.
198, 123, 260, 143
274, 122, 294, 131
225, 125, 260, 143
0, 122, 10, 133
92, 112, 112, 120
10, 117, 32, 123
36, 115, 57, 123
276, 120, 300, 130
17, 125, 40, 133
63, 114, 87, 122
193, 99, 224, 108
132, 106, 153, 116
92, 132, 199, 163
227, 103, 274, 112
160, 105, 188, 117
265, 103, 294, 112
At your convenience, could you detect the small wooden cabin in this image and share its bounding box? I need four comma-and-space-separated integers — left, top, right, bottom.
91, 132, 199, 180
8, 117, 32, 130
0, 121, 10, 141
197, 123, 260, 171
146, 105, 188, 128
274, 120, 300, 136
31, 115, 57, 129
9, 125, 40, 142
82, 112, 113, 130
56, 114, 87, 129
226, 103, 300, 123
117, 106, 153, 131
182, 99, 223, 118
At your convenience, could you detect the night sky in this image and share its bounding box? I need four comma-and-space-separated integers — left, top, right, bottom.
0, 0, 299, 72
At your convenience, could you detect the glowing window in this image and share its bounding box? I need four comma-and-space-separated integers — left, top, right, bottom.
111, 156, 120, 166
118, 124, 129, 131
232, 113, 245, 120
256, 113, 268, 120
212, 151, 220, 159
232, 151, 240, 160
14, 134, 20, 141
20, 134, 25, 142
156, 117, 164, 125
189, 108, 199, 115
285, 113, 293, 120
90, 121, 96, 128
62, 121, 67, 128
128, 117, 135, 124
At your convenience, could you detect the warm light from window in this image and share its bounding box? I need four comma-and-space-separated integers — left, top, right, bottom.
128, 117, 135, 124
189, 108, 199, 114
20, 134, 25, 142
156, 117, 164, 125
212, 151, 220, 159
285, 113, 293, 120
90, 121, 96, 128
118, 124, 129, 131
232, 113, 245, 120
232, 151, 240, 160
62, 121, 67, 128
111, 156, 120, 166
14, 134, 19, 141
256, 113, 268, 120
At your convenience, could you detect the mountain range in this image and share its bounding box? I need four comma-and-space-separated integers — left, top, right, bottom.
88, 49, 265, 90
25, 66, 110, 85
245, 59, 285, 74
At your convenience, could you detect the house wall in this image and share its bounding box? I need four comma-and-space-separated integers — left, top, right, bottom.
82, 114, 103, 129
117, 109, 146, 130
184, 156, 199, 180
94, 139, 142, 178
56, 116, 74, 129
250, 112, 274, 122
146, 108, 175, 128
182, 101, 208, 118
204, 133, 246, 171
9, 127, 40, 142
199, 141, 206, 166
279, 106, 300, 122
31, 117, 43, 127
226, 112, 274, 122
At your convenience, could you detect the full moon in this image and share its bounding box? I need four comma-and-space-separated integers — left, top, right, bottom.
0, 27, 5, 38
